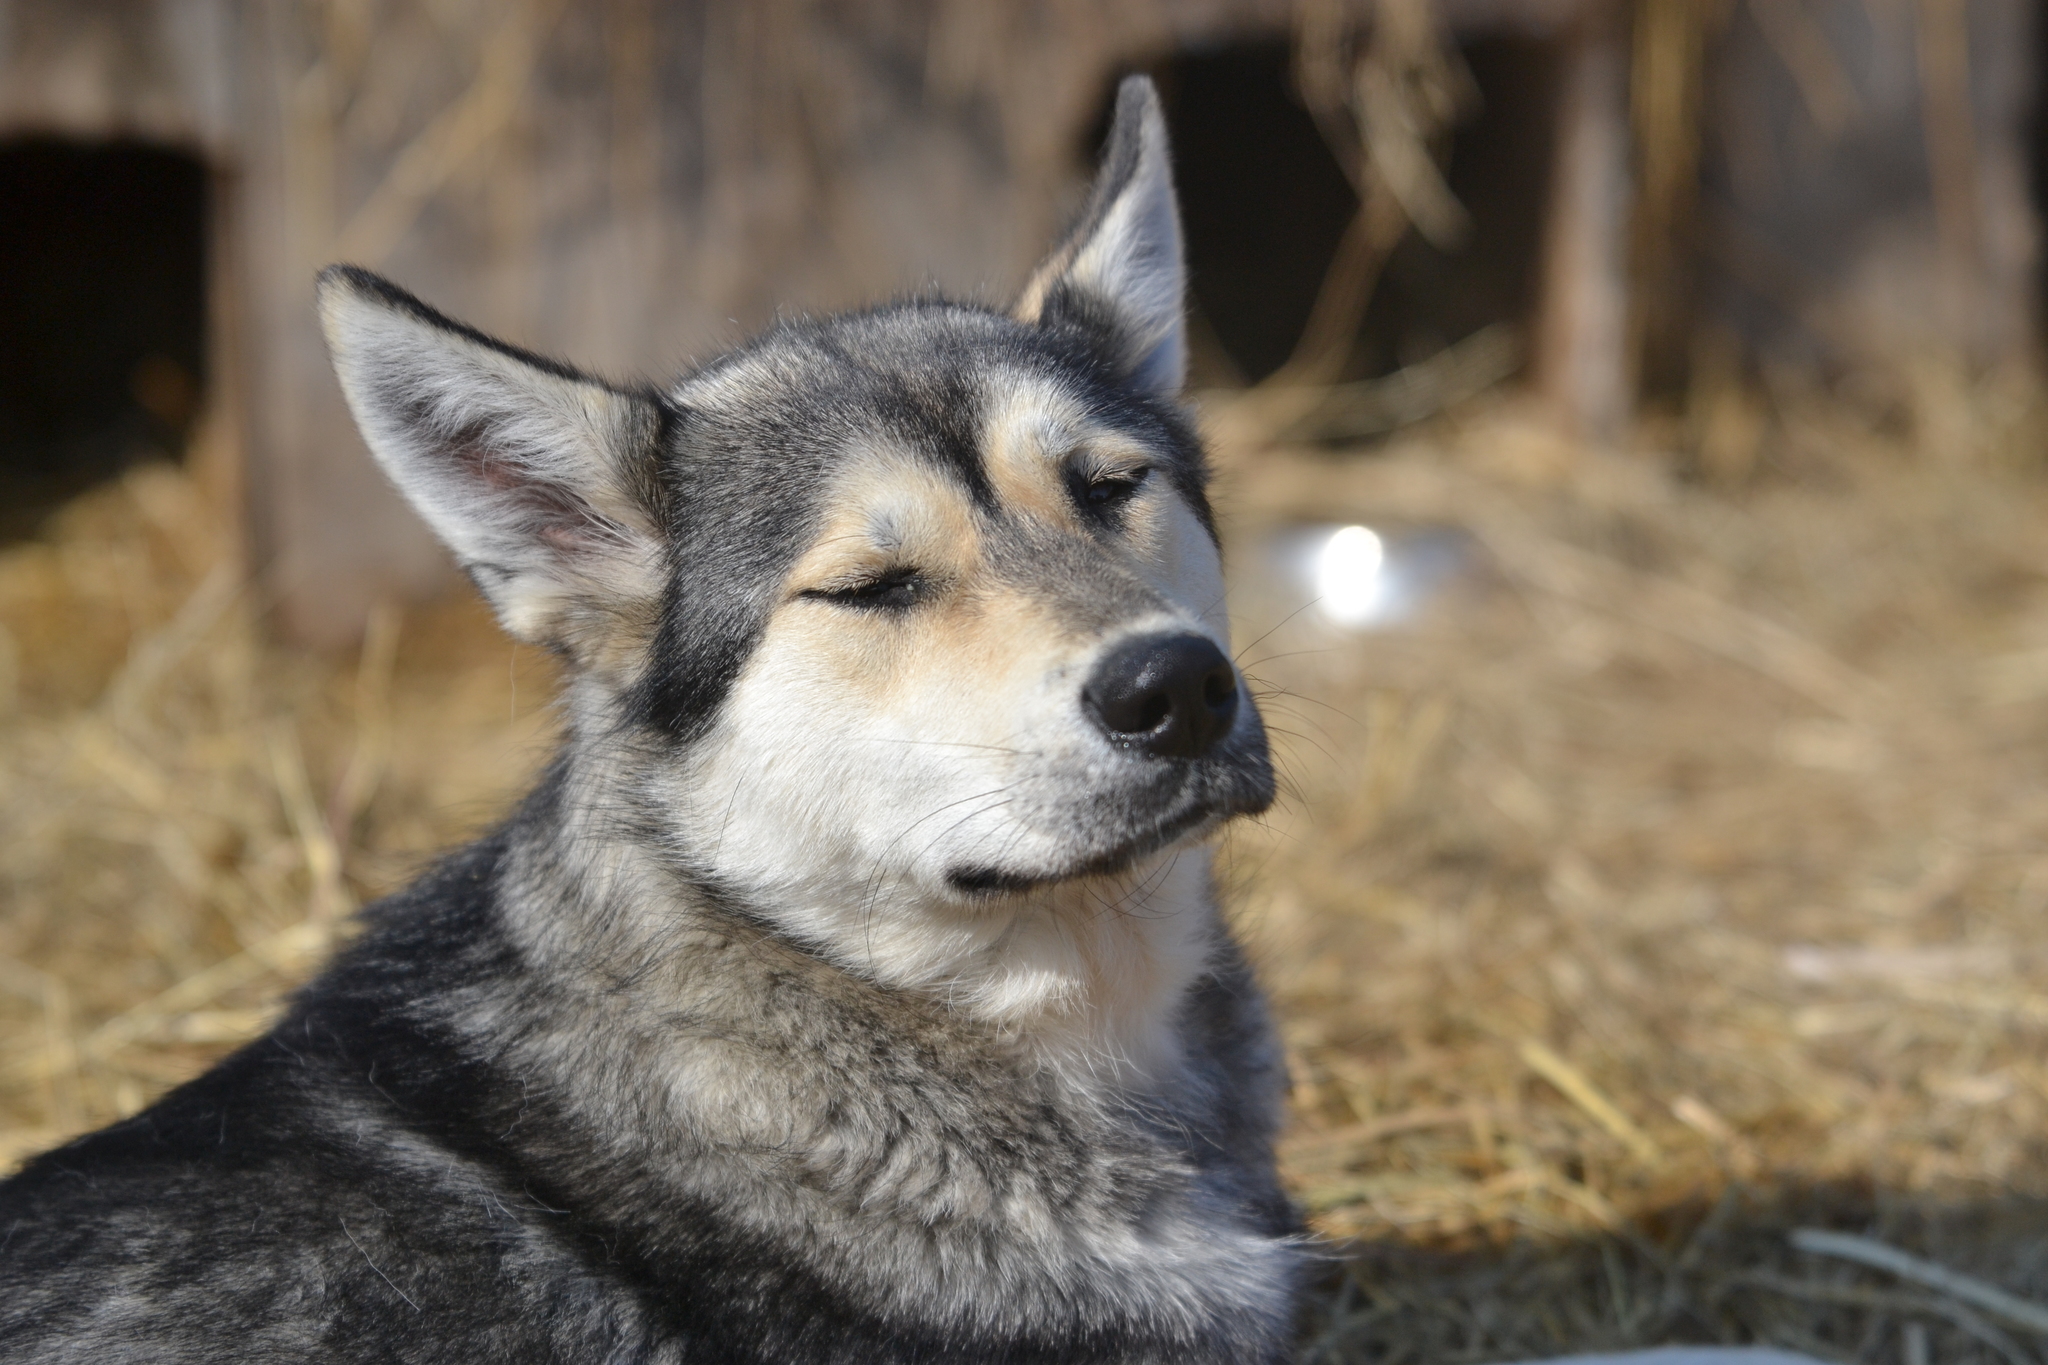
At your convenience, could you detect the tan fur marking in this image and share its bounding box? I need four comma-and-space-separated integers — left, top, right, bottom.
978, 382, 1081, 527
784, 452, 981, 597
979, 378, 1160, 532
979, 375, 1228, 643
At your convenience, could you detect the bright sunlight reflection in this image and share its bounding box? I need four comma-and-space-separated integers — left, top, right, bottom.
1313, 524, 1386, 626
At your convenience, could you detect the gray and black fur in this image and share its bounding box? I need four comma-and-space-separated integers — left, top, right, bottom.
0, 77, 1307, 1363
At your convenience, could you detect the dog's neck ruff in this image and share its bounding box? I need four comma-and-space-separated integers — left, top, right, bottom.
440, 757, 1301, 1354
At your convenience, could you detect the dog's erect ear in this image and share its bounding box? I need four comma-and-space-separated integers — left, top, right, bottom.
317, 266, 667, 648
1016, 76, 1186, 398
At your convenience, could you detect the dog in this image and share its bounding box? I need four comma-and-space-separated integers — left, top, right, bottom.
0, 76, 1305, 1362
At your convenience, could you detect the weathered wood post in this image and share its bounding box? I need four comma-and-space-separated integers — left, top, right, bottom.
1531, 0, 1633, 443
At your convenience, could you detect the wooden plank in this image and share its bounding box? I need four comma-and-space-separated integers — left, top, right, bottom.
1531, 0, 1631, 443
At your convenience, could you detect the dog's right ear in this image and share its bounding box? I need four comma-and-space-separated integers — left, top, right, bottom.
317, 266, 668, 651
1015, 75, 1186, 399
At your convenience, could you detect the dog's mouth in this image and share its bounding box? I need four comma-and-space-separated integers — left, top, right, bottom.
942, 758, 1273, 897
945, 804, 1214, 896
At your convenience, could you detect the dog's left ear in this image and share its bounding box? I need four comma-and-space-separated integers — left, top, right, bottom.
1016, 75, 1186, 398
317, 266, 668, 653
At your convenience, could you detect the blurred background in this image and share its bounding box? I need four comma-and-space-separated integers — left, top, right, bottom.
6, 0, 2048, 1360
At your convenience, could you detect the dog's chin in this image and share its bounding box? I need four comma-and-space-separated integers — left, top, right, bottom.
943, 786, 1262, 899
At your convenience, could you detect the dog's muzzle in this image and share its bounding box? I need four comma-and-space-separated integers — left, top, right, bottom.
943, 631, 1267, 897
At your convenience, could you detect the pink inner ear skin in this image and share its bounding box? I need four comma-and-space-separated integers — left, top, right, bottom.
440, 420, 611, 557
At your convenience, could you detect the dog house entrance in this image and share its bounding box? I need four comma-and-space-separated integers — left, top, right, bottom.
0, 137, 207, 542
1132, 34, 1560, 401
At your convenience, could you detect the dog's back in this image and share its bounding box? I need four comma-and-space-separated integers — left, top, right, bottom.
0, 79, 1306, 1363
0, 838, 649, 1361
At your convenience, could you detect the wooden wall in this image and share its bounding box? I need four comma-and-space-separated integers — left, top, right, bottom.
4, 0, 1316, 643
0, 0, 2034, 644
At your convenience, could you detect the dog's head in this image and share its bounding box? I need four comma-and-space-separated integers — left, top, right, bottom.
320, 79, 1272, 1008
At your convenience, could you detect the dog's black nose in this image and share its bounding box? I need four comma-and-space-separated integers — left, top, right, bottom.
1084, 633, 1239, 759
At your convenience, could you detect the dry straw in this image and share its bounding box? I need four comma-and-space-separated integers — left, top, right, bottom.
1202, 352, 2048, 1360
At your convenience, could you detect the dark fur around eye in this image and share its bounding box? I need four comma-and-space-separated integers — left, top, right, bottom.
1067, 466, 1150, 519
803, 568, 927, 611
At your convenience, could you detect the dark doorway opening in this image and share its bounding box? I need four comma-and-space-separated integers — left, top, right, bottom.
1102, 35, 1561, 395
0, 137, 208, 541
1148, 41, 1358, 384
1356, 36, 1561, 382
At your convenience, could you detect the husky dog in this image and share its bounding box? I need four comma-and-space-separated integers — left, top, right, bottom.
0, 77, 1303, 1362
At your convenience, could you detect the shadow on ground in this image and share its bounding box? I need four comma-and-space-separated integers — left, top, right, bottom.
1299, 1184, 2048, 1365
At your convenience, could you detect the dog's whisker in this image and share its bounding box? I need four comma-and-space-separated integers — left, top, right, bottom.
1231, 598, 1322, 664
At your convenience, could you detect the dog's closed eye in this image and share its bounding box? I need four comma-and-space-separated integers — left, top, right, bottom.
803, 567, 929, 611
1067, 466, 1150, 520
